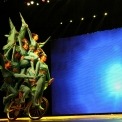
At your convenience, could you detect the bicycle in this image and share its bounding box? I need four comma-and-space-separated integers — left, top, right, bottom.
6, 87, 49, 120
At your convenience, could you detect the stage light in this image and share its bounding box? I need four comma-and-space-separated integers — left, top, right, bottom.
27, 2, 31, 6
70, 20, 73, 23
60, 22, 63, 25
93, 15, 96, 18
47, 0, 50, 3
81, 17, 84, 21
36, 3, 39, 5
42, 0, 45, 2
104, 12, 108, 16
25, 0, 51, 6
30, 1, 34, 4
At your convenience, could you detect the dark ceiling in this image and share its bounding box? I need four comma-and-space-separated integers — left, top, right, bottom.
0, 0, 122, 40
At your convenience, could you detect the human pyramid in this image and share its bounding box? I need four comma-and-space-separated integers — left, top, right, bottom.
0, 13, 54, 112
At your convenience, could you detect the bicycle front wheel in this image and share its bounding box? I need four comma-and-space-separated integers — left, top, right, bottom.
28, 97, 49, 120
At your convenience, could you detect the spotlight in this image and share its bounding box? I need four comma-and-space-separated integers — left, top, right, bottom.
93, 15, 96, 18
42, 0, 45, 2
81, 17, 84, 21
27, 2, 31, 6
47, 0, 50, 3
30, 1, 34, 4
36, 3, 39, 5
70, 20, 73, 23
104, 12, 108, 16
60, 22, 63, 25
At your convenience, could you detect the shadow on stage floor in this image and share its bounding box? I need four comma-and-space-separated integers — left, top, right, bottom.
1, 114, 122, 122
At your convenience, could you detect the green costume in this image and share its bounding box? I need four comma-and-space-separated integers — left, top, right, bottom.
0, 13, 53, 112
0, 54, 36, 104
19, 66, 36, 103
27, 27, 51, 49
33, 58, 51, 109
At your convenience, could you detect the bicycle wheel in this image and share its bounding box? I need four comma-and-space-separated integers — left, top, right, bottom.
28, 97, 49, 120
40, 97, 49, 115
6, 100, 21, 120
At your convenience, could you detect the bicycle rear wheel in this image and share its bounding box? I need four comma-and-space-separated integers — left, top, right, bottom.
6, 100, 21, 120
28, 97, 49, 120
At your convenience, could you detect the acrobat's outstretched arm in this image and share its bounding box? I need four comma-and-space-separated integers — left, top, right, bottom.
38, 36, 51, 48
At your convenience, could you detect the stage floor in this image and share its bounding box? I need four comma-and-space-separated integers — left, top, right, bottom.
1, 114, 122, 122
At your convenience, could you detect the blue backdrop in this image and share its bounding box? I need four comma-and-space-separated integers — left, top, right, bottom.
51, 28, 122, 115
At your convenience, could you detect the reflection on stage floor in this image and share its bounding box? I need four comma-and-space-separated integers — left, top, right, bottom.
1, 114, 122, 122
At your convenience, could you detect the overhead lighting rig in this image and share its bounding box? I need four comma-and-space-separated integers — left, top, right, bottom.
24, 0, 50, 6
